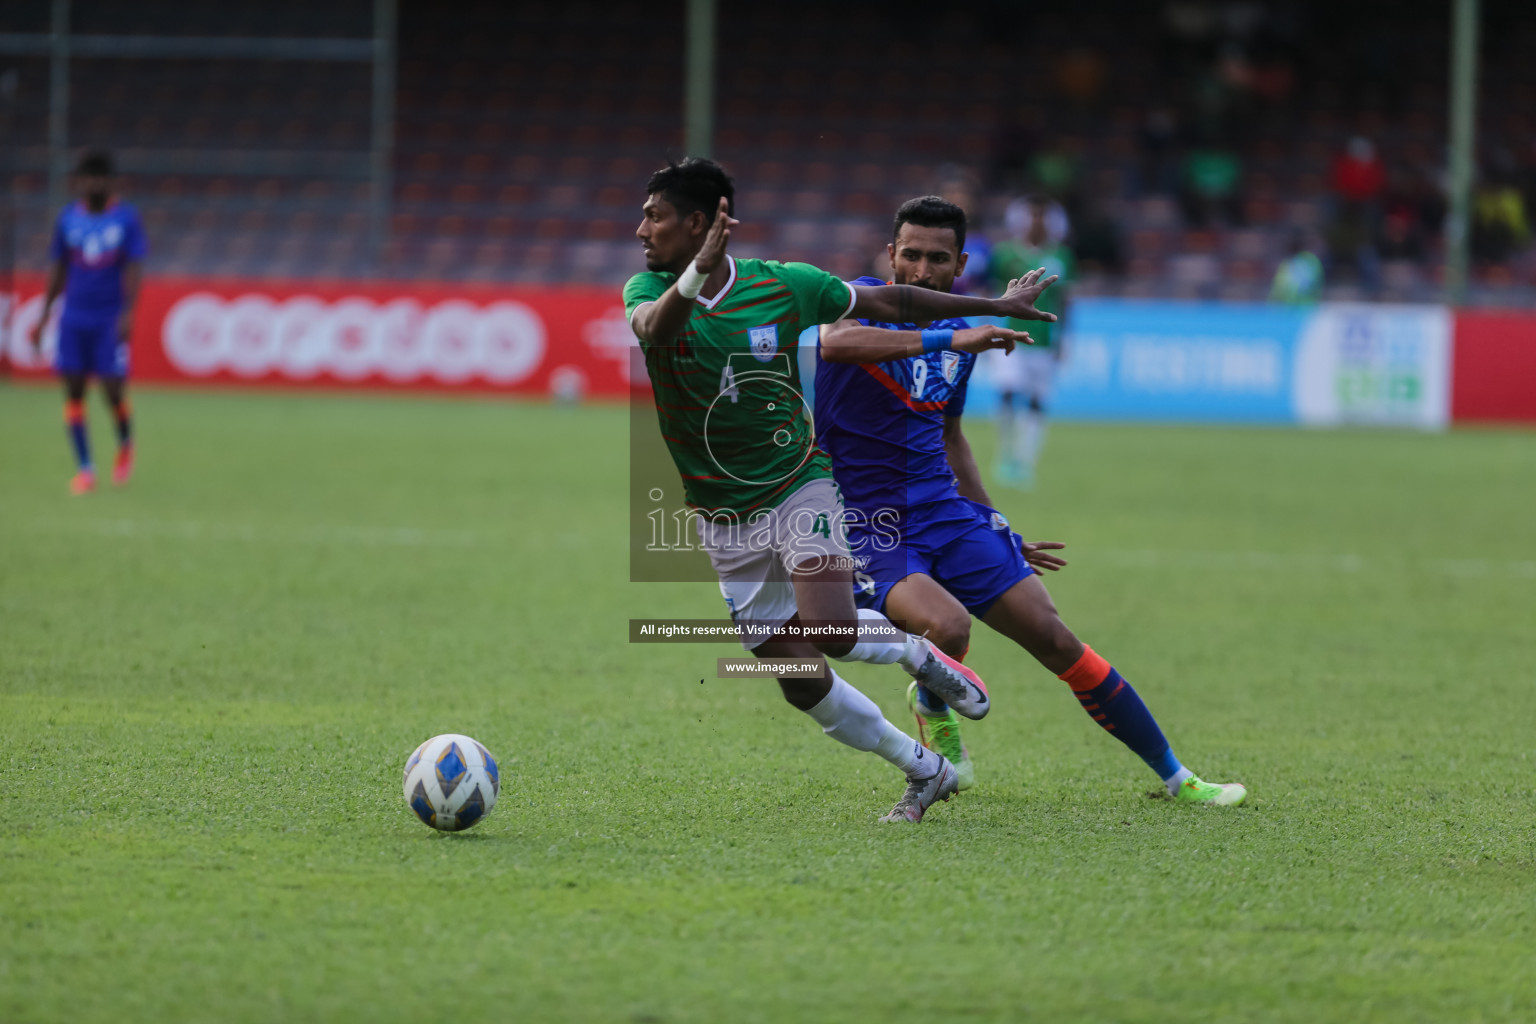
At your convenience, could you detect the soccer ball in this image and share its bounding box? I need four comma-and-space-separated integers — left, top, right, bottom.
401, 733, 501, 832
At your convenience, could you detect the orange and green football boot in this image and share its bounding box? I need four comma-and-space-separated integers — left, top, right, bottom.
906, 681, 975, 791
1172, 776, 1248, 806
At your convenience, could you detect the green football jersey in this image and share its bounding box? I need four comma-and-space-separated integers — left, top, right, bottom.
989, 240, 1073, 347
623, 255, 856, 519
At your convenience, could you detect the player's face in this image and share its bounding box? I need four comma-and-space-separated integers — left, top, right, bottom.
1026, 202, 1050, 244
887, 223, 968, 293
636, 194, 703, 273
76, 173, 111, 210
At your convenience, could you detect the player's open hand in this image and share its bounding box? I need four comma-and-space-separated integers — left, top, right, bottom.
694, 197, 739, 274
1020, 540, 1067, 571
951, 324, 1034, 355
995, 267, 1059, 322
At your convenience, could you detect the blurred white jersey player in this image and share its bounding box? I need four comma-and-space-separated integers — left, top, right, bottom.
986, 196, 1072, 489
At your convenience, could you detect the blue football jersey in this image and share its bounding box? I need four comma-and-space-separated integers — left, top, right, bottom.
50, 200, 148, 321
814, 276, 975, 517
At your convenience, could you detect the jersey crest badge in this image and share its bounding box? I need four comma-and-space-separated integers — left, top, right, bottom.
940, 350, 961, 384
989, 511, 1011, 532
749, 325, 778, 362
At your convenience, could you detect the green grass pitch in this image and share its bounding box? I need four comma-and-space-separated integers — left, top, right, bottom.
2, 384, 1533, 1022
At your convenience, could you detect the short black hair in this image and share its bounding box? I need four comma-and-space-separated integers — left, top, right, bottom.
75, 150, 114, 177
893, 195, 967, 252
646, 157, 734, 223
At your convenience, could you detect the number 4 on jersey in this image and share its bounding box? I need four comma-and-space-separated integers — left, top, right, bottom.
719, 365, 740, 403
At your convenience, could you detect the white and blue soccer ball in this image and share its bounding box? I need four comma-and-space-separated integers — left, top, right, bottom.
402, 733, 501, 832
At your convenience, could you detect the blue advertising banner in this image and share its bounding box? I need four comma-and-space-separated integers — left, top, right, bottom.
969, 300, 1311, 423
801, 299, 1450, 429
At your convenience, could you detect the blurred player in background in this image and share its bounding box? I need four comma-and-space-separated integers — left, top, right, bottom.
626, 158, 1052, 822
988, 195, 1072, 489
29, 151, 146, 494
816, 195, 1246, 806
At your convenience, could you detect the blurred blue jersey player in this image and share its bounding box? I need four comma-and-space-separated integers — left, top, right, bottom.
815, 196, 1247, 805
30, 151, 146, 494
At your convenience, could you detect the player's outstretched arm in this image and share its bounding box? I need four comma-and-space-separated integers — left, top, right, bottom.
630, 198, 738, 347
849, 267, 1059, 324
819, 321, 1032, 363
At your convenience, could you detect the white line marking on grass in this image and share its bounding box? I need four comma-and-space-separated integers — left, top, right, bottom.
41, 522, 1536, 579
1092, 548, 1535, 580
79, 518, 482, 548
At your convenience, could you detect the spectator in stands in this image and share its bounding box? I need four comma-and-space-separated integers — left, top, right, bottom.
1332, 136, 1386, 208
987, 108, 1039, 193
1180, 141, 1242, 227
1326, 204, 1382, 294
1327, 137, 1388, 292
1270, 229, 1323, 304
1379, 167, 1432, 265
938, 175, 992, 295
1071, 199, 1126, 277
1137, 105, 1183, 196
1028, 138, 1084, 212
1471, 176, 1530, 266
1377, 207, 1425, 265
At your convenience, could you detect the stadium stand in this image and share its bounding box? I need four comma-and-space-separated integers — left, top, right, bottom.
3, 0, 1533, 304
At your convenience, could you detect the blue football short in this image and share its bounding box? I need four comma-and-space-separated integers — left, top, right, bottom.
55, 316, 128, 378
848, 496, 1034, 618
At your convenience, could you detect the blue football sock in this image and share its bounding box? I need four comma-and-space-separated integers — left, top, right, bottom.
1060, 646, 1184, 782
915, 683, 948, 715
65, 401, 91, 470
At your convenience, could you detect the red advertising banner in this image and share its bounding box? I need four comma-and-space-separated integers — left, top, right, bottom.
8, 275, 1534, 425
1451, 311, 1536, 424
3, 275, 639, 398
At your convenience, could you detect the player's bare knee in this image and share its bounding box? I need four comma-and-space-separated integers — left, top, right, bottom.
926, 613, 972, 659
813, 637, 855, 660
778, 676, 829, 711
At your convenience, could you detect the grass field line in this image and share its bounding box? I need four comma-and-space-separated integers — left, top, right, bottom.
1049, 547, 1536, 579
26, 518, 1536, 579
66, 517, 482, 548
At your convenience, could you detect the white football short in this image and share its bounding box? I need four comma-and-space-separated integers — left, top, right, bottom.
695, 477, 853, 650
987, 344, 1058, 399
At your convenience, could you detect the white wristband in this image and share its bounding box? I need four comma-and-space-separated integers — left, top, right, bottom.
676, 261, 706, 300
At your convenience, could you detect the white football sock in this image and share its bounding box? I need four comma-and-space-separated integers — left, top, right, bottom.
996, 400, 1019, 462
1025, 410, 1047, 466
1165, 766, 1195, 796
1015, 413, 1039, 469
803, 671, 933, 776
834, 608, 925, 671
